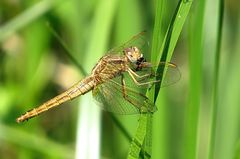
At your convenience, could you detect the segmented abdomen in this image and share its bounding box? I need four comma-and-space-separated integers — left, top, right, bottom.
16, 76, 95, 123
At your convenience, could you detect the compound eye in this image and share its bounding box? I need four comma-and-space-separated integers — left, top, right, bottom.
128, 52, 133, 57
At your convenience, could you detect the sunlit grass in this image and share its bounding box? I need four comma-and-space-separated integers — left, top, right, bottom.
0, 0, 239, 159
184, 0, 205, 159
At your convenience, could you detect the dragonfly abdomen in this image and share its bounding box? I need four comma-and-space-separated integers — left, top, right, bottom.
16, 76, 95, 123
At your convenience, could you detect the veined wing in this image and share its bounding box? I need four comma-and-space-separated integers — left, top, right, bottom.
91, 62, 180, 114
96, 58, 180, 89
134, 62, 181, 88
108, 31, 147, 55
92, 75, 157, 114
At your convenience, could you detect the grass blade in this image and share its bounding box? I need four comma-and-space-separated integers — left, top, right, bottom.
75, 1, 118, 158
152, 0, 192, 158
208, 0, 224, 158
153, 0, 192, 101
127, 114, 151, 159
183, 0, 206, 159
127, 0, 192, 158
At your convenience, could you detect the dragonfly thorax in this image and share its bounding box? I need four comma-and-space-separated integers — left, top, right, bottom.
124, 46, 143, 63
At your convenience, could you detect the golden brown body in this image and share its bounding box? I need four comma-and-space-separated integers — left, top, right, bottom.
16, 54, 129, 123
16, 31, 180, 123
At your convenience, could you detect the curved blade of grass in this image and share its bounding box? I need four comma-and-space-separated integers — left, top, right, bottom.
153, 0, 192, 102
152, 0, 192, 158
127, 0, 192, 159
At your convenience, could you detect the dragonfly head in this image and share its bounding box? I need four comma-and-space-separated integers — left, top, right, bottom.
125, 46, 143, 63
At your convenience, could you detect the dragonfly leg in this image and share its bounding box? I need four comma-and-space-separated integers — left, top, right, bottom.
127, 69, 160, 86
128, 68, 152, 79
120, 75, 151, 113
121, 75, 139, 106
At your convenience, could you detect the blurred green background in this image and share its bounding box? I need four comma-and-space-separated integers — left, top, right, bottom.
0, 0, 239, 159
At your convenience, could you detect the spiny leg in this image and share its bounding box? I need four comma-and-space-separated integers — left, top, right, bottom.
127, 69, 160, 86
128, 67, 156, 83
127, 68, 152, 79
120, 74, 152, 113
121, 74, 140, 107
121, 74, 146, 111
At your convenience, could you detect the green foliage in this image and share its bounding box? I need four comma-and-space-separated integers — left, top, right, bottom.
184, 0, 205, 158
127, 0, 192, 158
0, 0, 239, 159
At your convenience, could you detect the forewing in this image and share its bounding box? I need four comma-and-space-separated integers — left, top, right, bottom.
108, 31, 147, 55
91, 61, 180, 114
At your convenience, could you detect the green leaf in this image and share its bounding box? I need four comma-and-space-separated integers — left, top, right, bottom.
127, 0, 192, 158
208, 0, 224, 158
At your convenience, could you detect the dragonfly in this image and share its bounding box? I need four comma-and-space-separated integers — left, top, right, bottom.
16, 32, 180, 123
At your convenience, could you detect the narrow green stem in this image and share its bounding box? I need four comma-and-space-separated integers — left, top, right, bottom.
208, 0, 224, 158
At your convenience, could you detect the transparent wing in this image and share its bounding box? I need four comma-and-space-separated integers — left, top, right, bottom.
91, 61, 180, 114
97, 59, 180, 89
158, 62, 181, 87
108, 31, 147, 55
92, 75, 156, 114
129, 62, 181, 88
